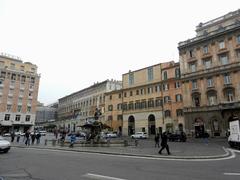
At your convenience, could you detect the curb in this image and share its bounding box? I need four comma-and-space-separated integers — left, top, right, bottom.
11, 145, 231, 160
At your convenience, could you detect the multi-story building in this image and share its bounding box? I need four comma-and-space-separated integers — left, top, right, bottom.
178, 9, 240, 137
35, 102, 58, 124
0, 53, 40, 133
104, 89, 123, 134
119, 61, 183, 136
57, 80, 122, 132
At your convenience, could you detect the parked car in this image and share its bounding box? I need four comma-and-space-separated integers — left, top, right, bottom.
106, 132, 117, 138
3, 133, 11, 137
168, 131, 187, 142
131, 132, 148, 139
0, 136, 11, 153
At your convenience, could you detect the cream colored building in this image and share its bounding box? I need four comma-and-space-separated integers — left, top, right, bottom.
178, 9, 240, 137
57, 80, 122, 132
118, 62, 183, 136
0, 53, 40, 133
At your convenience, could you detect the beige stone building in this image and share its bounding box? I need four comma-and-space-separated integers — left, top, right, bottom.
115, 61, 184, 136
178, 9, 240, 137
57, 80, 122, 132
104, 89, 123, 133
0, 53, 40, 133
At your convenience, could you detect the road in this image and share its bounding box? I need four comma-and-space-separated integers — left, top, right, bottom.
0, 147, 240, 180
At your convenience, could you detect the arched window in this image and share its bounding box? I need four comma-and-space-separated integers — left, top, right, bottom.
164, 110, 171, 118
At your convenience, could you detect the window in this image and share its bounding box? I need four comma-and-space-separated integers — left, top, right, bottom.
189, 63, 197, 72
207, 78, 214, 87
108, 115, 113, 121
176, 94, 183, 102
236, 35, 240, 44
162, 84, 169, 91
225, 89, 234, 102
4, 114, 10, 121
129, 73, 134, 85
219, 54, 228, 65
176, 109, 183, 117
163, 71, 168, 80
175, 68, 181, 78
193, 94, 200, 107
128, 102, 134, 110
192, 80, 198, 90
7, 105, 11, 112
148, 67, 153, 81
18, 105, 22, 112
189, 49, 194, 58
124, 92, 127, 97
140, 88, 145, 95
208, 93, 217, 105
122, 103, 128, 111
164, 110, 171, 118
140, 101, 147, 109
117, 115, 123, 121
11, 74, 16, 80
155, 85, 161, 92
108, 105, 113, 111
117, 104, 122, 110
219, 40, 225, 49
175, 82, 181, 89
15, 115, 21, 121
203, 59, 212, 69
147, 87, 153, 94
135, 101, 141, 109
136, 90, 139, 95
155, 98, 163, 107
10, 63, 15, 69
148, 99, 154, 108
130, 91, 133, 96
118, 93, 122, 98
224, 74, 231, 84
109, 95, 112, 100
25, 115, 31, 122
164, 96, 171, 103
27, 106, 31, 112
203, 45, 208, 54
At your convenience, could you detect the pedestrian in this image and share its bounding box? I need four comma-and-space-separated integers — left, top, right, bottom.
69, 133, 76, 148
16, 134, 21, 143
154, 133, 160, 148
31, 132, 36, 145
25, 130, 30, 146
158, 131, 171, 155
11, 131, 15, 142
36, 132, 41, 144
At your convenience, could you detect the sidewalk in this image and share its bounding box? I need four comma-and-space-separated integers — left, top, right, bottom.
11, 137, 230, 159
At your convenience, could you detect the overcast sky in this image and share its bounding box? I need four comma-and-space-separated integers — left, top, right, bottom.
0, 0, 239, 105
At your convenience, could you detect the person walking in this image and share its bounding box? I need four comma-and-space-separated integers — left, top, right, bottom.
158, 131, 171, 155
11, 131, 15, 142
154, 133, 160, 148
16, 134, 21, 143
25, 130, 30, 146
31, 132, 36, 145
69, 133, 76, 148
36, 132, 41, 144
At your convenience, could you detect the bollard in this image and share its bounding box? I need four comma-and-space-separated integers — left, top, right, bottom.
124, 140, 128, 147
52, 139, 56, 146
107, 139, 110, 147
135, 139, 138, 147
44, 139, 47, 146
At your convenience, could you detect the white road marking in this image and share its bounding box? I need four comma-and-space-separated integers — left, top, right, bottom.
224, 173, 240, 176
230, 149, 240, 153
82, 173, 127, 180
12, 146, 236, 162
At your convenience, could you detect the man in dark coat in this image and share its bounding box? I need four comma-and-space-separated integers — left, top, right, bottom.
158, 131, 171, 155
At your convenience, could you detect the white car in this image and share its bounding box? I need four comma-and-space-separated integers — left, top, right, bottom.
131, 132, 148, 139
0, 136, 11, 153
3, 133, 11, 137
106, 132, 118, 138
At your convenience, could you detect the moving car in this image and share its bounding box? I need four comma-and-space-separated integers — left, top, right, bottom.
0, 136, 11, 153
106, 132, 117, 138
167, 131, 187, 142
131, 132, 148, 139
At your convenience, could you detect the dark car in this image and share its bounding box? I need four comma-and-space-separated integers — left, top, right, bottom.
168, 131, 187, 142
